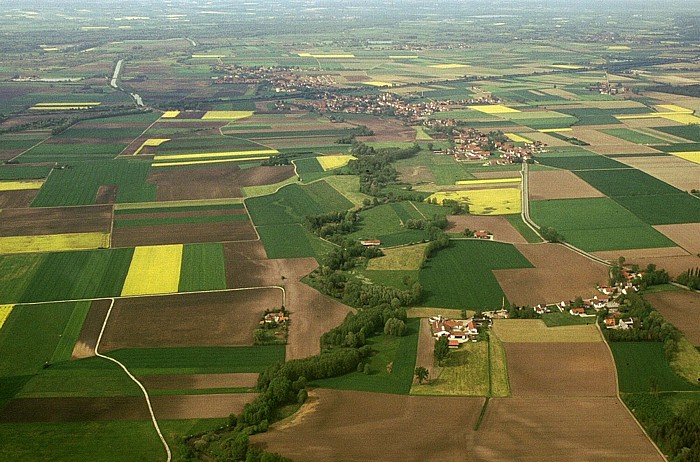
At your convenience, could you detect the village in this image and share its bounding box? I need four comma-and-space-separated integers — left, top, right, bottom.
432, 265, 648, 350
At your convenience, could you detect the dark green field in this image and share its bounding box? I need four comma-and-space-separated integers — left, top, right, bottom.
610, 342, 698, 393
574, 168, 684, 197
256, 223, 334, 259
419, 240, 532, 310
530, 197, 676, 251
246, 181, 353, 226
179, 243, 227, 292
536, 154, 630, 171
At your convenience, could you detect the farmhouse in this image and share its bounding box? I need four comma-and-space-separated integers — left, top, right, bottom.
430, 316, 479, 344
261, 310, 288, 326
360, 239, 381, 246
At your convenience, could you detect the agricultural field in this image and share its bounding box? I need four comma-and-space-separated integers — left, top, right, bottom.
419, 240, 533, 310
4, 2, 700, 459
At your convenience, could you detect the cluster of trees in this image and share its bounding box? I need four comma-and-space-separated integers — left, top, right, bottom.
404, 214, 448, 231
346, 142, 420, 195
179, 347, 364, 461
603, 292, 681, 359
304, 211, 359, 240
610, 258, 670, 289
335, 125, 374, 144
322, 242, 383, 271
676, 267, 700, 290
540, 226, 565, 243
423, 197, 469, 215
508, 305, 541, 319
321, 304, 407, 349
260, 154, 290, 166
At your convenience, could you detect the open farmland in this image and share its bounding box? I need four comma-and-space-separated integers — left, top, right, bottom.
120, 245, 183, 296
0, 205, 111, 236
644, 290, 700, 346
426, 187, 521, 215
493, 243, 609, 306
527, 170, 605, 200
254, 389, 663, 462
444, 215, 528, 243
419, 240, 533, 310
530, 197, 676, 251
99, 289, 282, 350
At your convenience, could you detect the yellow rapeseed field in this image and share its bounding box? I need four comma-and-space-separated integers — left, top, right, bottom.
607, 45, 630, 50
0, 232, 110, 254
0, 305, 14, 330
657, 104, 693, 113
298, 53, 355, 58
151, 156, 270, 167
661, 113, 700, 125
161, 111, 180, 118
153, 149, 278, 161
670, 151, 700, 165
0, 181, 43, 191
389, 55, 418, 59
316, 155, 356, 171
121, 244, 183, 296
426, 187, 521, 215
455, 178, 521, 186
31, 102, 100, 110
550, 64, 584, 69
505, 133, 532, 143
538, 128, 573, 133
362, 81, 394, 87
133, 138, 170, 155
468, 105, 520, 114
33, 102, 101, 106
191, 54, 226, 58
201, 111, 254, 120
430, 63, 469, 69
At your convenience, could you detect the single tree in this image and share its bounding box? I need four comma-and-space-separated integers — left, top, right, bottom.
415, 366, 429, 384
434, 336, 450, 365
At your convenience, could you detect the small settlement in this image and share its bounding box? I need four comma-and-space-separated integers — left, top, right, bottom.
429, 316, 481, 349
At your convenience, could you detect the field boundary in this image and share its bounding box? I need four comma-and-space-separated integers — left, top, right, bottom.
94, 298, 171, 462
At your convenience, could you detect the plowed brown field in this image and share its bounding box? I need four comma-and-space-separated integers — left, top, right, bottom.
528, 170, 605, 200
111, 220, 257, 247
0, 205, 111, 236
0, 190, 38, 208
644, 290, 700, 345
99, 289, 283, 350
445, 215, 527, 243
494, 243, 608, 306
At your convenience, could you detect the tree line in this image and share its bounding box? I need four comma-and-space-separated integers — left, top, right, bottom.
676, 267, 700, 290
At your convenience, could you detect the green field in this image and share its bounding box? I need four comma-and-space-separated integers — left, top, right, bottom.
614, 194, 700, 225
574, 168, 685, 197
505, 215, 542, 243
536, 154, 630, 171
655, 125, 700, 142
530, 197, 676, 251
600, 128, 669, 145
0, 165, 53, 180
346, 203, 429, 247
178, 243, 227, 292
256, 223, 335, 259
0, 254, 45, 303
246, 180, 353, 226
32, 160, 156, 206
18, 143, 129, 163
0, 421, 165, 462
312, 318, 419, 394
108, 345, 286, 375
18, 249, 134, 303
419, 240, 533, 310
610, 342, 698, 393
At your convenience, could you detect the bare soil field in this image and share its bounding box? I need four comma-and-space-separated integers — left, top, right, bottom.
504, 342, 616, 397
477, 397, 664, 462
0, 394, 257, 422
414, 318, 436, 379
492, 319, 601, 343
569, 127, 663, 155
94, 185, 118, 204
523, 131, 571, 146
99, 289, 283, 350
396, 165, 435, 184
253, 390, 663, 462
615, 156, 700, 192
225, 256, 318, 289
0, 190, 38, 208
528, 170, 605, 200
654, 223, 700, 255
111, 220, 257, 247
223, 240, 268, 261
644, 291, 700, 346
253, 389, 485, 461
494, 243, 609, 306
0, 205, 112, 237
117, 208, 246, 221
593, 248, 700, 278
353, 118, 417, 143
223, 253, 351, 359
139, 373, 258, 390
148, 165, 294, 201
445, 215, 527, 243
72, 299, 111, 359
